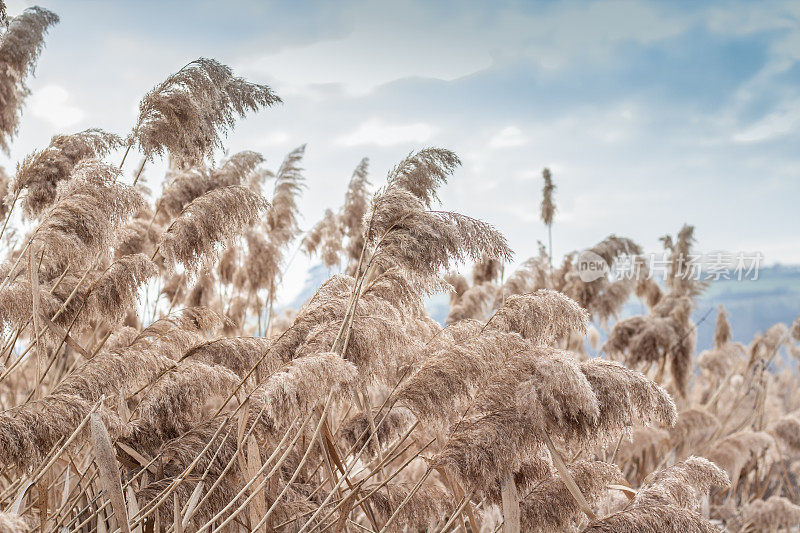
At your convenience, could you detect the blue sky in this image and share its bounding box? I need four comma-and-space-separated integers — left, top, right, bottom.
2, 0, 799, 300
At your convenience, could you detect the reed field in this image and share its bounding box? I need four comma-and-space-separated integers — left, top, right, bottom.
0, 5, 799, 532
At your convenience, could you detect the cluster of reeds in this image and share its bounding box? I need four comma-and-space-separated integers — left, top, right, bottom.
0, 5, 798, 532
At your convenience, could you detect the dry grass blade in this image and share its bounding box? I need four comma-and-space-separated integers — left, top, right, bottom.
90, 412, 130, 533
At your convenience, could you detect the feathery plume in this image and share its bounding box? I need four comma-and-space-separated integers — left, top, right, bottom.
540, 167, 556, 226
634, 256, 663, 308
584, 505, 719, 532
11, 129, 122, 216
488, 290, 589, 346
129, 361, 238, 448
741, 496, 800, 532
368, 185, 512, 284
159, 185, 269, 273
714, 305, 732, 348
132, 58, 280, 164
302, 208, 344, 268
520, 462, 622, 533
249, 353, 358, 427
669, 409, 721, 457
0, 7, 59, 152
632, 456, 729, 512
446, 281, 497, 324
342, 157, 370, 263
266, 144, 305, 247
444, 271, 470, 303
32, 159, 144, 277
160, 150, 264, 217
241, 145, 305, 298
366, 482, 454, 531
54, 307, 227, 402
182, 336, 282, 381
580, 359, 677, 442
0, 512, 29, 533
705, 431, 773, 486
396, 323, 528, 425
472, 255, 502, 285
339, 405, 415, 458
602, 295, 696, 396
385, 148, 460, 208
0, 394, 124, 469
768, 413, 800, 454
85, 253, 158, 324
497, 253, 551, 303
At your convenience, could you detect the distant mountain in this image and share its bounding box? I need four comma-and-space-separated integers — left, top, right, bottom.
692, 264, 800, 350
290, 263, 800, 355
429, 264, 800, 353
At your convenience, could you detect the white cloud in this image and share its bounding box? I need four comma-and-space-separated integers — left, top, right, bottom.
260, 131, 291, 146
488, 126, 527, 148
336, 118, 434, 147
733, 102, 800, 143
4, 0, 31, 16
240, 2, 492, 97
241, 1, 692, 96
30, 85, 85, 129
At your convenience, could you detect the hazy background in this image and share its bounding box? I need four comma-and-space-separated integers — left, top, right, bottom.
1, 0, 798, 343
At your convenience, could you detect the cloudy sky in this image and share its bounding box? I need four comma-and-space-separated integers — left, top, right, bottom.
2, 0, 799, 300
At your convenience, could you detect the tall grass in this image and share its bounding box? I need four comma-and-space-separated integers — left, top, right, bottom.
0, 5, 798, 532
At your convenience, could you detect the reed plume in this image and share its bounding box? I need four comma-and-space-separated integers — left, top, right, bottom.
704, 431, 774, 487
583, 505, 718, 532
0, 6, 59, 152
159, 185, 269, 273
366, 148, 512, 285
563, 236, 642, 324
769, 413, 800, 454
498, 252, 551, 302
487, 289, 589, 346
540, 167, 556, 226
12, 129, 123, 217
302, 208, 343, 268
249, 353, 358, 427
31, 159, 144, 277
265, 145, 305, 248
129, 360, 239, 448
132, 58, 280, 164
0, 394, 124, 469
342, 157, 370, 267
300, 158, 370, 270
741, 496, 800, 532
0, 512, 28, 533
183, 336, 282, 383
446, 281, 497, 323
242, 145, 305, 303
579, 359, 678, 442
519, 461, 622, 532
85, 253, 158, 324
632, 456, 729, 511
160, 150, 264, 217
366, 481, 454, 530
714, 304, 732, 348
541, 167, 556, 268
669, 408, 721, 457
338, 405, 415, 458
